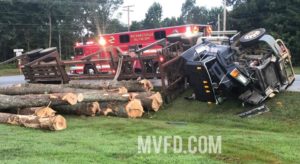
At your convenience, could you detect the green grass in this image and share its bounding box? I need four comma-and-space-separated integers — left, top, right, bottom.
0, 64, 20, 76
293, 66, 300, 74
1, 91, 300, 163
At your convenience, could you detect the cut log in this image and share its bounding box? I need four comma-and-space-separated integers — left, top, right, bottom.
130, 92, 163, 112
53, 102, 100, 116
99, 108, 114, 116
82, 91, 129, 102
0, 83, 88, 95
0, 112, 66, 131
140, 79, 154, 91
0, 79, 153, 96
0, 84, 128, 102
50, 93, 78, 105
99, 99, 144, 118
0, 93, 78, 110
18, 106, 56, 117
67, 79, 153, 92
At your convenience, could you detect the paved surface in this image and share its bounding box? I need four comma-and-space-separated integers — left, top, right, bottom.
0, 75, 26, 87
0, 75, 300, 92
287, 75, 300, 92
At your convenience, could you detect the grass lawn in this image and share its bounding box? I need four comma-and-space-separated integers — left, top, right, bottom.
0, 91, 300, 163
293, 66, 300, 74
0, 64, 20, 76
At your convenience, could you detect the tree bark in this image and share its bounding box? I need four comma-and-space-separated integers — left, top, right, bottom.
99, 99, 144, 118
67, 79, 153, 92
0, 83, 129, 102
52, 102, 100, 116
0, 112, 66, 131
0, 84, 128, 102
0, 93, 78, 110
0, 83, 85, 95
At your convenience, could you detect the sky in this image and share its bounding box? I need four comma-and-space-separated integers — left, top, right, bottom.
116, 0, 223, 24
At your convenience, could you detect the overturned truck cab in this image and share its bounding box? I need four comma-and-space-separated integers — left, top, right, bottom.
182, 28, 295, 105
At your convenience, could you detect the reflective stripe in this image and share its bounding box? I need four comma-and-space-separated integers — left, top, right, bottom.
144, 49, 158, 53
70, 66, 84, 70
96, 65, 110, 69
70, 65, 111, 70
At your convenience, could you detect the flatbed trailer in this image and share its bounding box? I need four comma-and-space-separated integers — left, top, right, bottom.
1, 39, 186, 102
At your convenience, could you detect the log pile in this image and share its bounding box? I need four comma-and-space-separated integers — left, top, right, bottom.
0, 79, 163, 130
0, 107, 66, 131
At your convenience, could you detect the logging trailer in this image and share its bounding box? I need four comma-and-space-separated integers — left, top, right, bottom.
0, 24, 214, 102
0, 38, 188, 102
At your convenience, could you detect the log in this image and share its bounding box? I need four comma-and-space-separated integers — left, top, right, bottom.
49, 93, 79, 105
82, 91, 129, 102
15, 102, 99, 117
0, 112, 67, 131
67, 79, 153, 92
0, 84, 128, 102
0, 80, 152, 95
0, 83, 88, 95
52, 102, 100, 116
130, 92, 163, 112
0, 93, 78, 110
99, 99, 144, 118
18, 106, 56, 117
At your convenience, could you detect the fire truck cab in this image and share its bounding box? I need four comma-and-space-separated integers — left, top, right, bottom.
70, 24, 212, 74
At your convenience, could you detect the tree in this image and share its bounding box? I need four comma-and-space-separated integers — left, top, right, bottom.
143, 2, 163, 29
180, 0, 219, 25
106, 19, 127, 33
161, 17, 179, 27
181, 0, 196, 23
207, 7, 223, 30
79, 0, 123, 35
130, 21, 144, 31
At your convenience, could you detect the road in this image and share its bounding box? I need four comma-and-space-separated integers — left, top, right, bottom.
0, 75, 26, 87
0, 75, 300, 92
287, 75, 300, 92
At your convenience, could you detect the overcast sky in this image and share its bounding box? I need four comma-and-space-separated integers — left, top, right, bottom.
116, 0, 223, 24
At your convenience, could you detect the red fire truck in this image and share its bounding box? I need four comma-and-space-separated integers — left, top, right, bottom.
70, 24, 212, 74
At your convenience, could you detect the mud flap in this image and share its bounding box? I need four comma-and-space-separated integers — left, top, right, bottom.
239, 90, 266, 105
238, 104, 270, 118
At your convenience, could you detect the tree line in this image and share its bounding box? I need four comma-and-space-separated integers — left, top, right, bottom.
0, 0, 299, 65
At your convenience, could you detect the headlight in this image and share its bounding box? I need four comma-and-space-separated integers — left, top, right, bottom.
230, 68, 249, 86
99, 37, 106, 46
185, 26, 193, 37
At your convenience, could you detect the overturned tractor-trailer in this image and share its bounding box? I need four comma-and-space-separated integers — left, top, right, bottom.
181, 28, 295, 105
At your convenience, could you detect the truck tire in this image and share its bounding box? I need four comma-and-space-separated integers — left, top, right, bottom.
83, 64, 96, 75
240, 28, 266, 46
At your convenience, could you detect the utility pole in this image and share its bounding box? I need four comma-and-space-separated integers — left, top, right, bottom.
217, 14, 220, 37
223, 0, 227, 32
123, 5, 134, 31
58, 31, 62, 60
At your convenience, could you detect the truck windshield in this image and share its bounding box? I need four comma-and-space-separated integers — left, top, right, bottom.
75, 48, 84, 56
